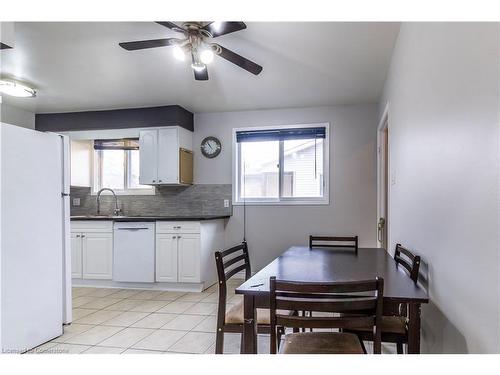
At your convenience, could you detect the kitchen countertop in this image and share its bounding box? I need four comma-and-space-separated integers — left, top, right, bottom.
70, 215, 231, 222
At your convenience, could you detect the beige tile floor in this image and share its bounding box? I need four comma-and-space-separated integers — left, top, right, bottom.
29, 279, 274, 354
29, 279, 396, 355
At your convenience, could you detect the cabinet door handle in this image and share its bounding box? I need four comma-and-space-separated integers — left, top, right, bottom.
177, 236, 182, 239
159, 180, 162, 183
81, 235, 85, 238
76, 234, 81, 238
172, 236, 177, 239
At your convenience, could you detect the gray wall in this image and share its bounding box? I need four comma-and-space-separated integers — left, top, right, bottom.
0, 103, 35, 129
194, 104, 379, 270
380, 23, 500, 353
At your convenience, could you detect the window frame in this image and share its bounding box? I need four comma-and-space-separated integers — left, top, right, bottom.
232, 123, 330, 206
92, 148, 155, 196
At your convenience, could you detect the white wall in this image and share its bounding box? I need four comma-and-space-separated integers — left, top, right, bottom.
0, 103, 35, 129
70, 140, 92, 187
380, 23, 500, 353
194, 105, 379, 270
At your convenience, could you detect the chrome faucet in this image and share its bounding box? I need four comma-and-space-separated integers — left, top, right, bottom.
96, 188, 122, 216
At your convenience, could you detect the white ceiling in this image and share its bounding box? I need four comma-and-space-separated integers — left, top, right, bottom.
1, 22, 400, 114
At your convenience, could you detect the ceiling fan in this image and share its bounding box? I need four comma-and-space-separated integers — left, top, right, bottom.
119, 21, 263, 81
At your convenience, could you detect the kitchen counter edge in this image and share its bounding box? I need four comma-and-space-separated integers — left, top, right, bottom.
70, 215, 231, 222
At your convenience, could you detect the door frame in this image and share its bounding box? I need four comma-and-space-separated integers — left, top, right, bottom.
376, 103, 391, 251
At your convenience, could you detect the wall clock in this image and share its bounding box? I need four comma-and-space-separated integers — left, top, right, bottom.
201, 136, 222, 158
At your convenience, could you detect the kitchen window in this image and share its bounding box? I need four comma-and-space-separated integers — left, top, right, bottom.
233, 123, 329, 205
93, 139, 154, 195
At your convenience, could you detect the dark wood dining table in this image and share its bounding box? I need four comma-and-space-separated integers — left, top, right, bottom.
235, 246, 429, 354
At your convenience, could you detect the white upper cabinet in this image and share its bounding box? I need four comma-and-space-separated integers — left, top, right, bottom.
157, 128, 178, 184
139, 127, 193, 185
139, 130, 158, 184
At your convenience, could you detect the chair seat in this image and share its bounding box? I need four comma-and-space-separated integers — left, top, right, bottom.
350, 316, 407, 335
225, 300, 289, 325
280, 332, 364, 354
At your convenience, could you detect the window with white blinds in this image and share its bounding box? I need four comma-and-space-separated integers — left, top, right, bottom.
233, 123, 329, 205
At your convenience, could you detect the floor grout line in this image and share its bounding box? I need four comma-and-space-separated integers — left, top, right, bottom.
55, 286, 242, 354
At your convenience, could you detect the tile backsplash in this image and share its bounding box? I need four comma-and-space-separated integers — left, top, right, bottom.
70, 184, 232, 217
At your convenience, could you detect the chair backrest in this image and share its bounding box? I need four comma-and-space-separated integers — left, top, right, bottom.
269, 277, 384, 354
309, 235, 359, 253
214, 241, 251, 325
394, 243, 420, 283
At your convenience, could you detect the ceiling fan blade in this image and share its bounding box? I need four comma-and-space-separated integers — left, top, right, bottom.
214, 44, 263, 75
202, 22, 246, 38
194, 67, 209, 81
155, 21, 186, 33
119, 38, 179, 51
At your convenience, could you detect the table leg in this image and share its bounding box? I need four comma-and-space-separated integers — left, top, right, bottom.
407, 302, 421, 354
242, 294, 257, 354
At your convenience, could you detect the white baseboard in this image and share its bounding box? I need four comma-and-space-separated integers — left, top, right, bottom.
72, 279, 205, 293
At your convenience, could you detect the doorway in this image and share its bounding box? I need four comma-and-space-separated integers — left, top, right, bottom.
377, 105, 390, 251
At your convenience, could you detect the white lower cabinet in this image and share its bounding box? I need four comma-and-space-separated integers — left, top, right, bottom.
71, 233, 83, 278
156, 234, 178, 282
71, 221, 113, 280
156, 221, 223, 286
71, 219, 225, 288
177, 233, 201, 283
82, 233, 113, 280
156, 232, 201, 283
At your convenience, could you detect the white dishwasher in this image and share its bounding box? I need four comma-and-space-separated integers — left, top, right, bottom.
113, 222, 155, 282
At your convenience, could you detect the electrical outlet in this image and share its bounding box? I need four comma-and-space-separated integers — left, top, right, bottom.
224, 199, 230, 208
72, 198, 80, 206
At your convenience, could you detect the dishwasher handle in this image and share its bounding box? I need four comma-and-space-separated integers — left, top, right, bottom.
116, 227, 150, 231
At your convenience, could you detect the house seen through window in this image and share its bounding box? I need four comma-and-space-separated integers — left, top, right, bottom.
235, 124, 328, 204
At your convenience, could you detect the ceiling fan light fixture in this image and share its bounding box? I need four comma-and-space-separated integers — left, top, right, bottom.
199, 48, 214, 64
172, 44, 186, 61
0, 80, 36, 98
191, 62, 207, 72
120, 21, 262, 81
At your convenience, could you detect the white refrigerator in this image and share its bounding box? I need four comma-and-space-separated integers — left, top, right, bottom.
0, 122, 71, 353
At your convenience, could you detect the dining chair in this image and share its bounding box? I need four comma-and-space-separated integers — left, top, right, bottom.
309, 235, 359, 254
304, 235, 360, 330
214, 241, 285, 354
269, 276, 384, 354
346, 243, 421, 354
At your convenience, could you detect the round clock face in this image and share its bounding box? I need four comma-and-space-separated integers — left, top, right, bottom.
201, 136, 222, 158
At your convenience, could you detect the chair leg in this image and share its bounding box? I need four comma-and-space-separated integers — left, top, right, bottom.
277, 326, 284, 351
215, 329, 224, 354
396, 342, 404, 354
358, 337, 368, 354
292, 311, 300, 333
240, 333, 245, 354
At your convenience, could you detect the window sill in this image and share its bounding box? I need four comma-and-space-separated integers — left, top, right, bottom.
232, 198, 329, 206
